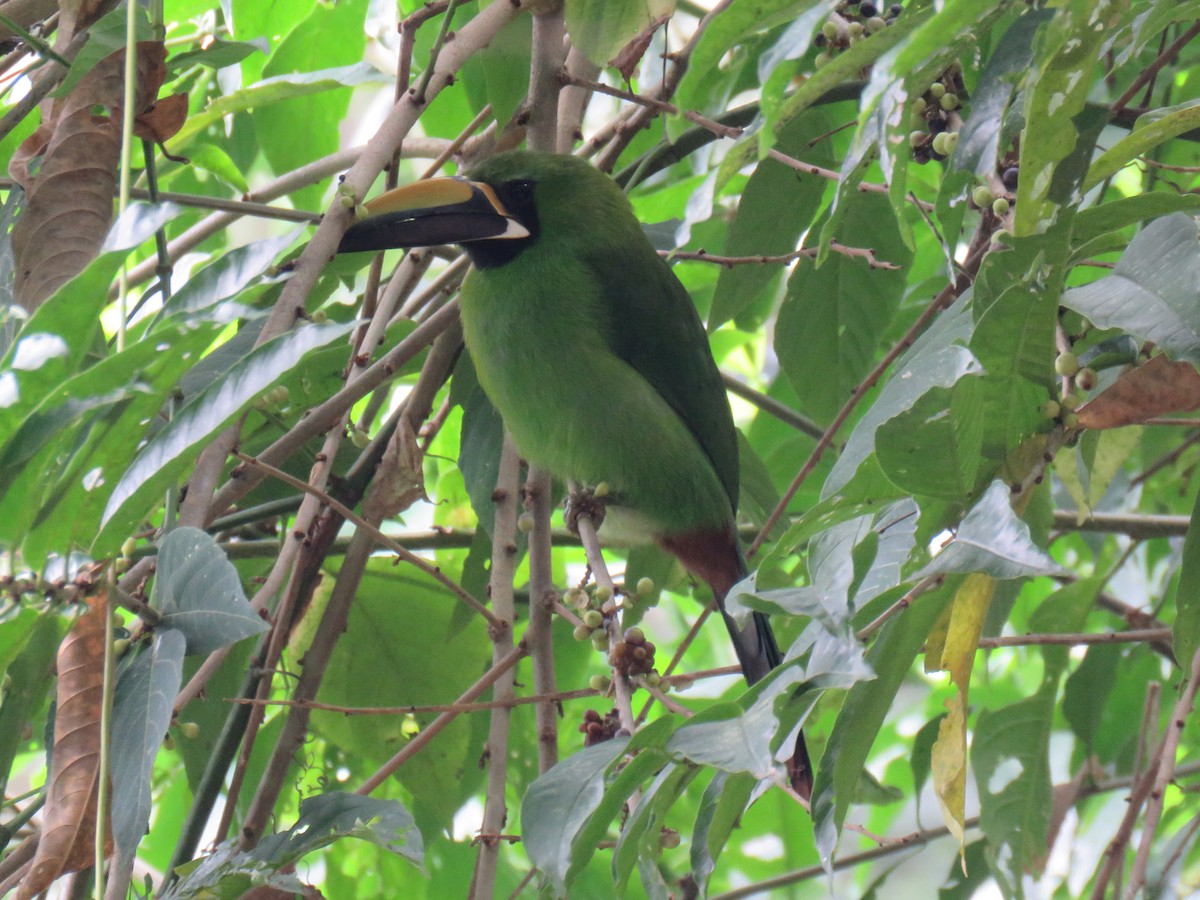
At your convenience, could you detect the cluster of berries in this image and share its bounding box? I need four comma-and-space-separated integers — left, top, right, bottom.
578, 708, 621, 747
814, 1, 905, 68
609, 626, 657, 678
909, 68, 968, 163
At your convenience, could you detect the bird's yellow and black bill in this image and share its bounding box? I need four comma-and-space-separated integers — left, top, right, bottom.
338, 177, 529, 253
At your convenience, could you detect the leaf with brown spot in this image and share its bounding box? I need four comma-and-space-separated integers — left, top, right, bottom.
17, 592, 112, 899
9, 41, 169, 311
1077, 355, 1200, 429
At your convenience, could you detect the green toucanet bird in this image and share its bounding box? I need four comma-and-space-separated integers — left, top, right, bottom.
339, 151, 811, 796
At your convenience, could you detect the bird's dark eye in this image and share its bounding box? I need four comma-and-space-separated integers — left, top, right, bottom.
507, 180, 534, 203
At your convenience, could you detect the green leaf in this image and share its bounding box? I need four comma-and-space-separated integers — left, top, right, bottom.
1072, 193, 1200, 247
164, 793, 422, 898
954, 10, 1052, 179
613, 763, 697, 894
179, 144, 251, 194
156, 230, 300, 324
169, 63, 386, 152
777, 190, 911, 424
1015, 0, 1124, 236
689, 771, 756, 894
312, 560, 490, 835
875, 376, 984, 503
812, 579, 954, 866
563, 0, 674, 67
1086, 98, 1200, 191
1060, 214, 1200, 363
152, 528, 266, 654
521, 738, 631, 893
0, 202, 184, 442
824, 343, 983, 497
167, 38, 268, 72
972, 685, 1055, 896
708, 108, 835, 330
110, 629, 186, 855
915, 481, 1065, 580
0, 611, 65, 797
98, 321, 355, 544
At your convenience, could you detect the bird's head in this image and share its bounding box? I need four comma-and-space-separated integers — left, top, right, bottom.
338, 151, 632, 269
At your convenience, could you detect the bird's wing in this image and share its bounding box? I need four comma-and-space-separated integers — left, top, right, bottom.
587, 244, 740, 513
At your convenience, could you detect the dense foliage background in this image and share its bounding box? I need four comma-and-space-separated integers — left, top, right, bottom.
3, 0, 1200, 896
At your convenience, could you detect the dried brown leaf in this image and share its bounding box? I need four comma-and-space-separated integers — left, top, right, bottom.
362, 419, 427, 521
10, 41, 169, 310
17, 592, 112, 899
134, 92, 188, 144
1078, 355, 1200, 429
610, 14, 670, 83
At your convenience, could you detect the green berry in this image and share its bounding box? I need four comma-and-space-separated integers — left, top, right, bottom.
310, 309, 329, 324
564, 587, 589, 609
991, 197, 1010, 216
583, 609, 604, 629
866, 15, 887, 32
591, 633, 609, 651
1060, 393, 1082, 412
939, 92, 959, 111
929, 82, 946, 99
848, 21, 865, 37
180, 722, 201, 740
113, 638, 130, 657
588, 674, 611, 692
1041, 400, 1061, 419
120, 537, 137, 559
517, 512, 535, 533
822, 20, 839, 40
931, 132, 953, 156
909, 130, 926, 148
636, 577, 656, 597
1063, 411, 1081, 429
350, 427, 370, 448
972, 186, 993, 208
814, 51, 832, 68
912, 96, 926, 115
624, 626, 645, 644
1076, 367, 1098, 391
1054, 351, 1080, 377
573, 624, 593, 641
594, 584, 613, 604
593, 481, 610, 498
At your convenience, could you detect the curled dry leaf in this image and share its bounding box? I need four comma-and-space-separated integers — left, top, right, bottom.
17, 592, 112, 899
1077, 354, 1200, 430
9, 41, 171, 311
610, 13, 670, 83
135, 92, 189, 146
362, 419, 428, 521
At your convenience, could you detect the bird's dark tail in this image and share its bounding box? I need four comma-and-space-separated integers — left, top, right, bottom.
718, 597, 813, 802
660, 528, 814, 800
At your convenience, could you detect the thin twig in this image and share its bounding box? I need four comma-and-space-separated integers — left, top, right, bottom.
357, 643, 530, 794
234, 451, 499, 628
1112, 20, 1200, 114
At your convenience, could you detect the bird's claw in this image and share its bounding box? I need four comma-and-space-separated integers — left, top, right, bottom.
565, 483, 608, 534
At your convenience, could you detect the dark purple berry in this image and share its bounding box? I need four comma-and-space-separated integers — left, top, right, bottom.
814, 32, 827, 47
889, 3, 903, 15
1002, 167, 1019, 190
859, 1, 878, 16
